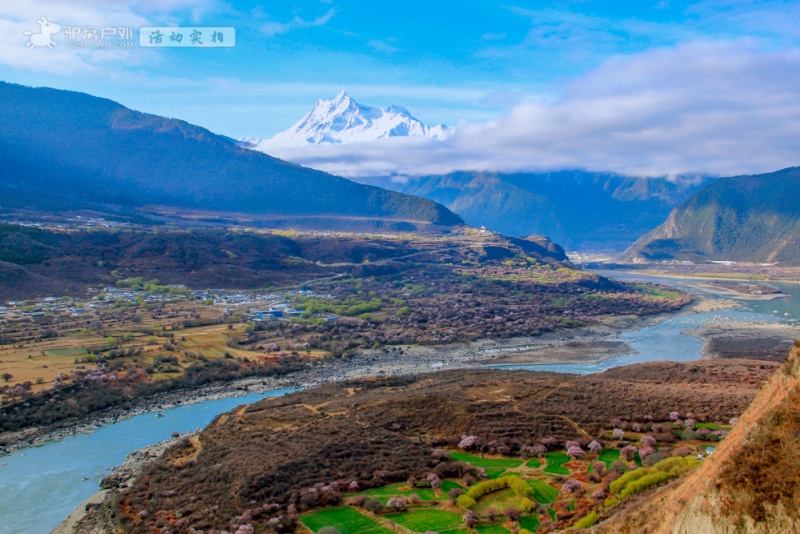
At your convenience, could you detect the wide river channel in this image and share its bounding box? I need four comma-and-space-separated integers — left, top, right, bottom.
1, 271, 798, 533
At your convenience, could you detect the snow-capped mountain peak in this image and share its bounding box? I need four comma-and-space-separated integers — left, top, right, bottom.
247, 92, 453, 150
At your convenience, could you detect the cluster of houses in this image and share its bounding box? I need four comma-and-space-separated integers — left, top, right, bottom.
8, 215, 130, 231
1, 286, 337, 324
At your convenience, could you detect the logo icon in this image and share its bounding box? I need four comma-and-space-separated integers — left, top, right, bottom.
24, 16, 62, 50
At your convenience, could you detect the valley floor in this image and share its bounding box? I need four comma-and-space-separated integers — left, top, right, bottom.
0, 295, 735, 455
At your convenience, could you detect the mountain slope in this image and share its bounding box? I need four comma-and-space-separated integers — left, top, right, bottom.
0, 82, 462, 227
250, 91, 451, 149
622, 167, 800, 264
360, 171, 713, 252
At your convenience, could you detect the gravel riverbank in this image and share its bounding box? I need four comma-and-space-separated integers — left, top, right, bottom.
687, 320, 800, 361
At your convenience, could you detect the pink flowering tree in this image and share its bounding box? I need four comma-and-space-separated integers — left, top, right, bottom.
640, 435, 656, 448
588, 440, 603, 454
521, 443, 547, 457
567, 445, 585, 459
673, 445, 691, 457
612, 428, 625, 439
426, 473, 441, 490
386, 497, 408, 511
669, 411, 680, 421
459, 435, 477, 450
638, 446, 655, 459
620, 445, 637, 461
539, 436, 559, 450
563, 479, 582, 493
463, 511, 479, 527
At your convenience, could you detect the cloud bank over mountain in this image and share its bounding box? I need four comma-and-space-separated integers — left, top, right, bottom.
263, 41, 800, 179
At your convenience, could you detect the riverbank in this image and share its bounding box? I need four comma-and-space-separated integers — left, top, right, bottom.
1, 296, 738, 456
686, 321, 800, 361
52, 433, 193, 534
621, 268, 799, 285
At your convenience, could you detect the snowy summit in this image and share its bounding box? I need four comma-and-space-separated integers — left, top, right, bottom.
245, 92, 452, 150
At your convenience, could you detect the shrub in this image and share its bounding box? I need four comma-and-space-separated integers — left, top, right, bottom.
519, 497, 534, 513
509, 477, 533, 498
608, 459, 628, 473
456, 495, 476, 509
364, 498, 384, 514
611, 457, 700, 497
465, 476, 529, 501
610, 468, 650, 494
619, 471, 672, 498
572, 511, 599, 529
448, 488, 464, 503
608, 460, 628, 474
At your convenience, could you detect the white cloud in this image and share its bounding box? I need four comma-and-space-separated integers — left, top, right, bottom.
0, 0, 220, 74
260, 40, 800, 179
261, 8, 336, 37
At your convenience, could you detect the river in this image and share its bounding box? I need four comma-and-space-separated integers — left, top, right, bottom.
491, 271, 800, 374
1, 271, 799, 533
0, 389, 296, 534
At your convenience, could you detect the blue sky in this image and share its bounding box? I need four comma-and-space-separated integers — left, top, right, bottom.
2, 1, 800, 178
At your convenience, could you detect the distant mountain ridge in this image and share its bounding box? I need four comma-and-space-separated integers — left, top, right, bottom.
248, 92, 452, 150
357, 171, 715, 252
0, 82, 463, 228
622, 167, 800, 264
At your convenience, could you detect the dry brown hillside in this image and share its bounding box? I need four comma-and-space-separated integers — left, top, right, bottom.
595, 344, 800, 534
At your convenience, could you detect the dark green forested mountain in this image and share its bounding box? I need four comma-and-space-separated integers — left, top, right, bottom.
622, 167, 800, 264
357, 171, 713, 252
0, 82, 462, 227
